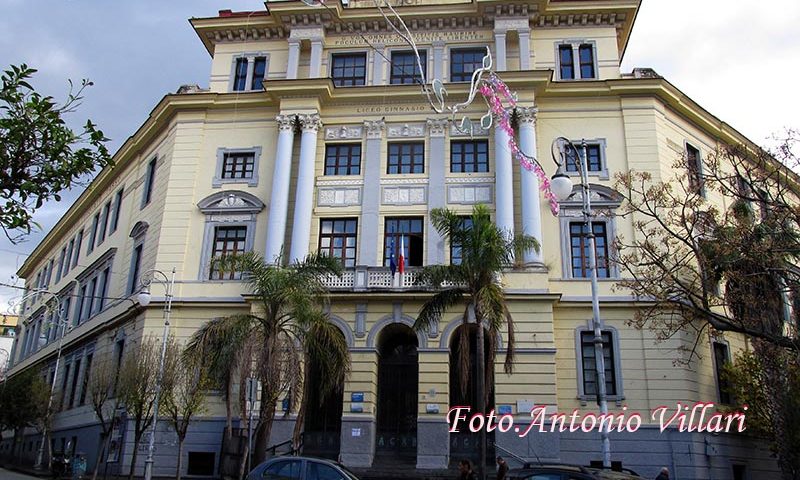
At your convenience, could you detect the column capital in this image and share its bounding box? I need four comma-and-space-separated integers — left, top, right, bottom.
426, 118, 449, 138
298, 113, 322, 133
516, 106, 539, 126
364, 120, 385, 139
276, 114, 295, 131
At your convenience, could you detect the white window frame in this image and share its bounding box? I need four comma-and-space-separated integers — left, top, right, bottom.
329, 50, 370, 87
710, 338, 732, 405
554, 40, 598, 81
212, 147, 262, 188
229, 52, 270, 92
684, 140, 705, 198
557, 138, 609, 180
447, 45, 490, 83
574, 324, 625, 404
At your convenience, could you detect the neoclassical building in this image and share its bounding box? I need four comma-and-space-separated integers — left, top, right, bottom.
3, 1, 780, 479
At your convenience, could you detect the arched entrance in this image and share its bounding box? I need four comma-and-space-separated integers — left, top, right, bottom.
449, 323, 495, 466
375, 323, 418, 463
302, 329, 345, 459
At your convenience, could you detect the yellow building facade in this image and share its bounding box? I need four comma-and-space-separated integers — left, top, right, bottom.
4, 1, 779, 478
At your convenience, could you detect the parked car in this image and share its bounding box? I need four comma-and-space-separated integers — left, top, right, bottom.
247, 456, 360, 480
506, 463, 645, 480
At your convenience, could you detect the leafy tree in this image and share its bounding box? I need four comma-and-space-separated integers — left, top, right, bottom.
0, 368, 49, 459
412, 204, 538, 480
162, 350, 210, 480
184, 251, 349, 472
0, 64, 111, 242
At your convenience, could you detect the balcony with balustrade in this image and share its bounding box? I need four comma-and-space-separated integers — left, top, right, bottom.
319, 267, 430, 292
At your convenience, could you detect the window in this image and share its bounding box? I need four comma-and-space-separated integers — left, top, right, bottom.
450, 140, 489, 173
222, 152, 256, 180
86, 277, 98, 319
78, 353, 93, 406
713, 342, 732, 405
65, 239, 75, 275
564, 143, 605, 172
580, 330, 617, 397
233, 58, 248, 91
61, 363, 72, 411
331, 53, 367, 87
97, 267, 110, 312
141, 157, 157, 208
187, 452, 216, 476
60, 298, 71, 336
129, 244, 143, 294
252, 57, 267, 90
110, 189, 123, 234
307, 462, 348, 480
325, 144, 361, 176
67, 357, 82, 409
319, 219, 358, 268
450, 48, 486, 82
72, 230, 83, 269
388, 142, 424, 174
569, 222, 610, 278
97, 202, 111, 245
391, 50, 426, 85
262, 459, 302, 480
558, 45, 574, 79
88, 213, 99, 254
210, 226, 248, 280
686, 143, 703, 194
56, 247, 67, 283
450, 217, 473, 266
45, 259, 54, 287
76, 285, 89, 324
578, 44, 595, 79
383, 217, 424, 267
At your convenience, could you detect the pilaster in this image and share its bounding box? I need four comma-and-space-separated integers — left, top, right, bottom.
426, 119, 449, 265
359, 120, 385, 266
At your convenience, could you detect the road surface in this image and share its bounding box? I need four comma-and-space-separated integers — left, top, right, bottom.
0, 468, 39, 479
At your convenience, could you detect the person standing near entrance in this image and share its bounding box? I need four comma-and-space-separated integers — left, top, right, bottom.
655, 467, 670, 480
496, 456, 508, 480
458, 459, 479, 480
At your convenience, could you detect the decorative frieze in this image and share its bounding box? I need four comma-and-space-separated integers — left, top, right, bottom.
387, 123, 426, 138
447, 184, 493, 204
317, 187, 362, 207
325, 125, 363, 140
364, 120, 386, 139
382, 186, 427, 205
450, 123, 488, 137
426, 119, 449, 138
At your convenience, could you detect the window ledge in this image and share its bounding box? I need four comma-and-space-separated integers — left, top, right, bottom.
211, 177, 258, 188
578, 395, 626, 407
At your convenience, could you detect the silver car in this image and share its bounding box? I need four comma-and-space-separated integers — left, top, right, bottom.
247, 456, 360, 480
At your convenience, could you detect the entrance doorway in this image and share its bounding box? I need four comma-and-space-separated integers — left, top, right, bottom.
375, 323, 419, 461
302, 330, 345, 459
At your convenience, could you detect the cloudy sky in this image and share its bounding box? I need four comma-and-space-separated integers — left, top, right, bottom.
0, 0, 798, 312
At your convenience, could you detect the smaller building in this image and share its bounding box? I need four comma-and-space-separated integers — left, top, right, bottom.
0, 315, 18, 376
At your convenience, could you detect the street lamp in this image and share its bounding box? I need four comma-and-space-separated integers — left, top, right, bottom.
138, 267, 176, 480
550, 137, 612, 468
18, 291, 68, 471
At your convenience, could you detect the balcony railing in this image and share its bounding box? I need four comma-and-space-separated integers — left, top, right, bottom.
320, 267, 426, 291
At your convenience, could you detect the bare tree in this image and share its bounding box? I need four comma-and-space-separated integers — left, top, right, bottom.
162, 346, 210, 480
86, 358, 117, 480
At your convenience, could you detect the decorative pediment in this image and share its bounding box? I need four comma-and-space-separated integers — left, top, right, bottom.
198, 191, 264, 215
560, 184, 622, 210
129, 221, 149, 238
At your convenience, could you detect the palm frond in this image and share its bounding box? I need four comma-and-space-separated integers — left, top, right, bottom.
413, 288, 466, 334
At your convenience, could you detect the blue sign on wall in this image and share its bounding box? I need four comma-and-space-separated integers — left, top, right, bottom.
351, 392, 364, 402
498, 405, 513, 415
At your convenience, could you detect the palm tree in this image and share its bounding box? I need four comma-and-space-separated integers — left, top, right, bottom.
184, 251, 350, 475
413, 204, 539, 479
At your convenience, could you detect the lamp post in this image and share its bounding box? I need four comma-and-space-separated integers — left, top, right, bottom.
23, 291, 67, 471
137, 267, 176, 480
550, 137, 612, 468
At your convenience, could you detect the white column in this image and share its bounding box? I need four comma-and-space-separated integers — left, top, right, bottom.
426, 119, 449, 265
289, 113, 322, 264
309, 39, 323, 78
517, 107, 544, 265
287, 39, 301, 80
572, 44, 580, 79
494, 30, 507, 71
494, 117, 514, 238
265, 115, 297, 263
245, 56, 256, 90
518, 29, 531, 70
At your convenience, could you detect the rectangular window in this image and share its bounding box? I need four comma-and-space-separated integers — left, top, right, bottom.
319, 219, 358, 268
142, 157, 157, 208
578, 44, 595, 79
450, 217, 473, 266
76, 285, 89, 324
580, 331, 617, 396
569, 222, 610, 278
88, 213, 99, 254
450, 48, 486, 82
388, 142, 425, 174
97, 202, 110, 245
565, 143, 603, 172
391, 50, 426, 85
61, 298, 71, 335
210, 226, 247, 280
98, 267, 110, 311
331, 53, 367, 87
78, 353, 93, 406
72, 230, 83, 268
110, 189, 123, 234
713, 342, 732, 405
559, 45, 574, 79
383, 217, 424, 267
686, 144, 702, 194
45, 259, 54, 287
61, 363, 72, 411
65, 239, 75, 275
87, 277, 98, 317
221, 152, 256, 180
450, 140, 489, 173
325, 144, 361, 176
251, 57, 267, 90
56, 248, 67, 283
233, 58, 248, 91
129, 244, 143, 294
67, 358, 81, 410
